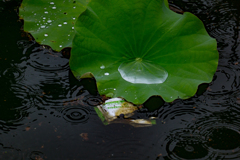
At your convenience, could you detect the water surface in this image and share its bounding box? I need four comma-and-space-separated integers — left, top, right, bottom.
1, 0, 240, 159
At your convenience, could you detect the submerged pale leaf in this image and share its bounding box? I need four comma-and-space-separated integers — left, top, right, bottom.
19, 0, 88, 51
69, 0, 219, 104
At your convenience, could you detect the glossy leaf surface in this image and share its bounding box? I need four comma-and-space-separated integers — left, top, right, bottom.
19, 0, 88, 51
70, 0, 219, 104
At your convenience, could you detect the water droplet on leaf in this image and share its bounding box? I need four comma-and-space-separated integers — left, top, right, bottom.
118, 59, 168, 84
104, 73, 109, 76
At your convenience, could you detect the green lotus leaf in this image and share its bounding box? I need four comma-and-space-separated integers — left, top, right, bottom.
19, 0, 88, 51
69, 0, 219, 104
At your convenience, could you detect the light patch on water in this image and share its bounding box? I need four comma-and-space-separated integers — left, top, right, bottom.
58, 24, 62, 27
50, 2, 54, 4
44, 34, 48, 37
59, 45, 62, 48
104, 73, 109, 76
63, 22, 67, 24
100, 65, 105, 69
44, 11, 48, 14
47, 20, 52, 23
52, 6, 56, 9
40, 25, 46, 28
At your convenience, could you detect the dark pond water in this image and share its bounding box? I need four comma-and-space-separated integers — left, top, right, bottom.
1, 0, 240, 159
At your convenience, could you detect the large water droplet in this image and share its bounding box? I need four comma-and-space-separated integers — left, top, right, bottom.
52, 6, 56, 9
118, 59, 168, 84
104, 73, 109, 76
100, 65, 105, 69
44, 34, 48, 37
58, 24, 62, 27
63, 22, 67, 24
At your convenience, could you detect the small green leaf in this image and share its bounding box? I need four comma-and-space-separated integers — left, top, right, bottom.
19, 0, 88, 51
69, 0, 219, 104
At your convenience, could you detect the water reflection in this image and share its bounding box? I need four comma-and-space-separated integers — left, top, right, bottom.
61, 107, 90, 124
0, 144, 22, 160
162, 110, 240, 159
28, 151, 45, 160
164, 130, 210, 159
